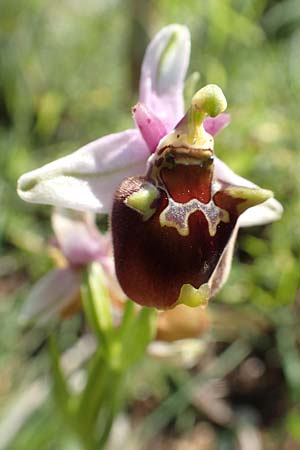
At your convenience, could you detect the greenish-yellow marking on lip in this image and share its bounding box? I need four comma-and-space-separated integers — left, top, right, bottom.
176, 283, 210, 308
225, 186, 273, 214
172, 146, 213, 163
125, 182, 159, 220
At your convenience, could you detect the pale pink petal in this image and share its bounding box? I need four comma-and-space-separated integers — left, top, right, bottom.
214, 157, 283, 227
52, 208, 109, 266
139, 24, 190, 132
133, 103, 167, 152
237, 199, 283, 227
20, 268, 81, 324
215, 157, 256, 188
208, 225, 238, 297
17, 130, 150, 213
204, 113, 231, 136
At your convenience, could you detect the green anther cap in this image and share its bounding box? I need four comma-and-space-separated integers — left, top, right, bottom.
192, 84, 227, 117
173, 84, 227, 146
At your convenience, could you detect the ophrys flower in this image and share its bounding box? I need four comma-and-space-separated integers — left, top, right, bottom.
17, 25, 282, 310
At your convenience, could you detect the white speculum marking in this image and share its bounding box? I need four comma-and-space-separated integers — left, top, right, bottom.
159, 196, 229, 237
159, 181, 229, 237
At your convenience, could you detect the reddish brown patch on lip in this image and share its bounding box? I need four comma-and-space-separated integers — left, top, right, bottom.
161, 165, 213, 203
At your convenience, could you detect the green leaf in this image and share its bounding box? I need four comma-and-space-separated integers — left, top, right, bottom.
49, 335, 72, 421
118, 299, 135, 338
76, 348, 110, 441
275, 258, 299, 305
286, 410, 300, 441
121, 306, 157, 369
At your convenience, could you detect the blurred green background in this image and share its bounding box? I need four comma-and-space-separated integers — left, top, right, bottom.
0, 0, 300, 449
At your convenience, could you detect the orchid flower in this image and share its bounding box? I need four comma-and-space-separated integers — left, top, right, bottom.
17, 25, 282, 311
20, 209, 123, 324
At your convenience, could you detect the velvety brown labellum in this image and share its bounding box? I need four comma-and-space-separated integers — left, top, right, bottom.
111, 166, 243, 309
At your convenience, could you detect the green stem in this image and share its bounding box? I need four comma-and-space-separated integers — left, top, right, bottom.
95, 370, 125, 450
77, 352, 111, 444
76, 362, 125, 450
65, 267, 157, 449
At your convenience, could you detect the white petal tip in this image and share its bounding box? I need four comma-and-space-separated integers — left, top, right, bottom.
18, 172, 36, 191
160, 23, 190, 36
239, 197, 283, 227
17, 130, 149, 213
17, 172, 39, 202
